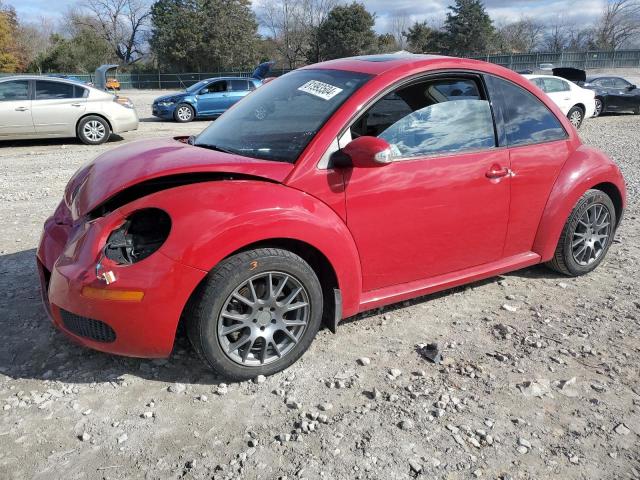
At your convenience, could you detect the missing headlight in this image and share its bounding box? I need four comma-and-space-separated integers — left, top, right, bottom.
104, 208, 171, 264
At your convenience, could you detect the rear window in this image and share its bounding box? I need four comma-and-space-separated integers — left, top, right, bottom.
486, 75, 567, 147
231, 79, 250, 91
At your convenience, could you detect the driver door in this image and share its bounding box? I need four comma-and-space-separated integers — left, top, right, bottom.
342, 75, 510, 292
197, 80, 232, 115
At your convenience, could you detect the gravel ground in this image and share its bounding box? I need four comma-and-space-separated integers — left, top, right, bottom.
0, 90, 639, 480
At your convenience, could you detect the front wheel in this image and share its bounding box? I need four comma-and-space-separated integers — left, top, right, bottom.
567, 106, 584, 128
174, 103, 195, 122
187, 248, 323, 381
546, 189, 616, 276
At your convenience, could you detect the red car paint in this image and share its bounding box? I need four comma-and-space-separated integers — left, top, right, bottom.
38, 55, 627, 358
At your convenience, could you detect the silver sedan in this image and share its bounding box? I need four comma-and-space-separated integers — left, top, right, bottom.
0, 76, 139, 145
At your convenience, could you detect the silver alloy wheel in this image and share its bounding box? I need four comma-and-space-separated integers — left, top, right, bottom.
83, 120, 106, 141
217, 271, 310, 366
594, 99, 603, 116
176, 105, 192, 121
569, 110, 583, 127
572, 203, 611, 266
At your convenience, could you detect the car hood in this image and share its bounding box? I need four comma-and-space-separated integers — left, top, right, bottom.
67, 138, 294, 219
154, 92, 187, 102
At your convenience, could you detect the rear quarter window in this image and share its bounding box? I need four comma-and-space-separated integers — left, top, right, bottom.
486, 75, 567, 147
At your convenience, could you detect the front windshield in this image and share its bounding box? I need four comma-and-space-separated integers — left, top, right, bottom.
194, 69, 372, 163
186, 80, 209, 93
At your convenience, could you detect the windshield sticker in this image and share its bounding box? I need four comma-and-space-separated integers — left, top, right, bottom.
298, 80, 344, 100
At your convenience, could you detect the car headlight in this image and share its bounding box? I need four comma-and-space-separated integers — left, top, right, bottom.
157, 99, 177, 106
104, 208, 171, 264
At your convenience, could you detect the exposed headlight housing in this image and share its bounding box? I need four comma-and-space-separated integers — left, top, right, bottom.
104, 208, 171, 264
157, 97, 178, 106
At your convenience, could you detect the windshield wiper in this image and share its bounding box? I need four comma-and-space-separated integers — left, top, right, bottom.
194, 143, 239, 155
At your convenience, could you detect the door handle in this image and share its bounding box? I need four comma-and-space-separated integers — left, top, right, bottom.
15, 106, 29, 111
485, 165, 512, 179
71, 103, 83, 107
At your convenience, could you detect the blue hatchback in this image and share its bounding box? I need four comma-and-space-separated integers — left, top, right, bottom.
152, 77, 262, 122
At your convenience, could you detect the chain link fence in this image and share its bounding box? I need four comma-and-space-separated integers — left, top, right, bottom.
2, 51, 639, 89
461, 50, 640, 71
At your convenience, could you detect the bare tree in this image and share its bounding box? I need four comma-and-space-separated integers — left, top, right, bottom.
259, 0, 336, 68
497, 17, 544, 52
14, 17, 55, 72
594, 0, 640, 49
77, 0, 151, 64
389, 11, 410, 49
542, 19, 571, 51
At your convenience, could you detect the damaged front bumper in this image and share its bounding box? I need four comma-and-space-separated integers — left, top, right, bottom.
36, 201, 206, 358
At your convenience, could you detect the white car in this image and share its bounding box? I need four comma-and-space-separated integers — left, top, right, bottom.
0, 76, 139, 145
524, 74, 596, 128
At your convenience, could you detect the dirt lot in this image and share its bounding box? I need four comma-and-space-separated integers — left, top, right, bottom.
0, 89, 639, 480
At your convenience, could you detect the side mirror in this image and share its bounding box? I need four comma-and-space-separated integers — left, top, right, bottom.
199, 88, 209, 95
628, 84, 636, 91
331, 136, 394, 168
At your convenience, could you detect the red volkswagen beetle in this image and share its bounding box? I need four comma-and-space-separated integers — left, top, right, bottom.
38, 55, 626, 380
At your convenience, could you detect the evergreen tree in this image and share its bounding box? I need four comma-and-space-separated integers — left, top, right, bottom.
444, 0, 496, 54
316, 2, 376, 60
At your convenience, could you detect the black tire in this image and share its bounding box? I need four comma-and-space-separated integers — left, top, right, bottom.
186, 248, 323, 381
546, 189, 616, 277
567, 106, 584, 129
77, 115, 111, 145
594, 97, 604, 117
174, 103, 195, 123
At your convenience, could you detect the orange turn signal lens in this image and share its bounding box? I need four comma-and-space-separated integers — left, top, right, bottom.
81, 286, 144, 302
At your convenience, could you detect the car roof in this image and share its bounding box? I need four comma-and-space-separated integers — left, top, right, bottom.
0, 75, 86, 86
203, 77, 258, 82
523, 74, 569, 80
586, 76, 625, 81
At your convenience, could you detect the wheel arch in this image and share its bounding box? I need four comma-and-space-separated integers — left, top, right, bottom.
532, 145, 626, 262
224, 238, 340, 332
120, 180, 363, 324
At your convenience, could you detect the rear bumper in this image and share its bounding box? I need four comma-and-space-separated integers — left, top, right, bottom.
37, 202, 206, 358
111, 109, 139, 133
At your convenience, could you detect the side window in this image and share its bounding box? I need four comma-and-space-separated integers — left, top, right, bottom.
531, 78, 546, 91
600, 78, 615, 88
351, 77, 495, 158
611, 78, 630, 89
230, 79, 249, 91
74, 86, 89, 98
206, 81, 227, 93
36, 81, 76, 100
0, 80, 29, 101
486, 75, 567, 147
543, 78, 570, 93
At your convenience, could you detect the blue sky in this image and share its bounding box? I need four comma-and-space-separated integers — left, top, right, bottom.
6, 0, 604, 32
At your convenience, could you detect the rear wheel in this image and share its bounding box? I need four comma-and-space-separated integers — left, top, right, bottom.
567, 106, 584, 128
77, 115, 111, 145
174, 103, 195, 122
594, 98, 604, 117
547, 189, 616, 276
187, 248, 323, 381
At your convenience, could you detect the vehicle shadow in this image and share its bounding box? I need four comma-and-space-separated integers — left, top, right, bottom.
0, 248, 224, 386
0, 135, 125, 148
0, 248, 565, 385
